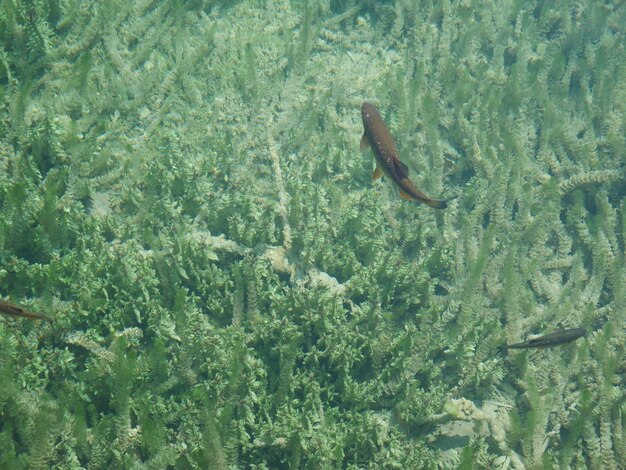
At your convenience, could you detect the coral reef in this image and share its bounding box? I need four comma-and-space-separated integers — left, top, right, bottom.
0, 0, 624, 468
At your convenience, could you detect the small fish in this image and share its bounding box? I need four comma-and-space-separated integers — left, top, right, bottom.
360, 102, 451, 209
0, 299, 52, 322
501, 328, 586, 352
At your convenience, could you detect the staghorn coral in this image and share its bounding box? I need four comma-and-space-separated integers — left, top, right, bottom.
0, 0, 624, 468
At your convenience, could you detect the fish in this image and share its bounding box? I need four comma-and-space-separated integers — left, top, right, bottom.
0, 299, 53, 322
500, 328, 586, 352
360, 102, 451, 209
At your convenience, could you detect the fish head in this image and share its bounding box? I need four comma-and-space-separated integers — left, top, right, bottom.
361, 102, 377, 124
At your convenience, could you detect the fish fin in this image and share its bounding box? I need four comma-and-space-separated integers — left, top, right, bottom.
360, 133, 370, 151
398, 188, 414, 200
395, 160, 410, 177
372, 166, 383, 181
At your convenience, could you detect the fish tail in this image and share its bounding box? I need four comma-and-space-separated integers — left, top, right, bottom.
423, 194, 457, 209
423, 198, 449, 209
38, 313, 54, 323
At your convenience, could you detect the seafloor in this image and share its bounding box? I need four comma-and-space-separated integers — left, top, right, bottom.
0, 0, 624, 468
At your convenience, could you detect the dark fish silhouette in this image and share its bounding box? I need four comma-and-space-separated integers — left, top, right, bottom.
501, 328, 586, 353
0, 299, 52, 322
360, 102, 451, 208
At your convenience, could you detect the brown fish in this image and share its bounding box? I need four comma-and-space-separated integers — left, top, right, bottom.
500, 328, 586, 353
0, 299, 52, 322
360, 102, 450, 209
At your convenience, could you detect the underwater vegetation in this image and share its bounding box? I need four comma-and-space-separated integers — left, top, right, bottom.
0, 0, 624, 468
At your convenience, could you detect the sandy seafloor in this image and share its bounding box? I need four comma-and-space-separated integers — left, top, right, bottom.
0, 0, 624, 468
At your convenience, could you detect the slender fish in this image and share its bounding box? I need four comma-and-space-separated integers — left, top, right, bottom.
360, 102, 451, 208
501, 328, 586, 352
0, 299, 52, 322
